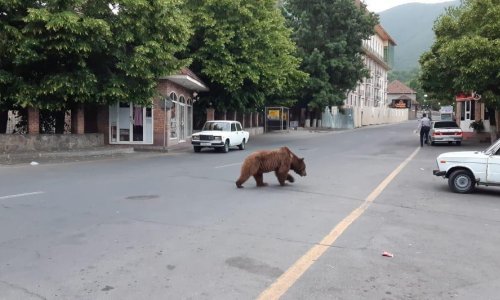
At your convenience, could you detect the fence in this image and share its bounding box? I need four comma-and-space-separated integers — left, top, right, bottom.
320, 106, 408, 129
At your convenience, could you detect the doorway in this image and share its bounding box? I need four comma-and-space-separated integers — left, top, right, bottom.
109, 103, 153, 144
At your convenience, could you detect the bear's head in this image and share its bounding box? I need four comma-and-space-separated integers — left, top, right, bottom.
291, 157, 307, 177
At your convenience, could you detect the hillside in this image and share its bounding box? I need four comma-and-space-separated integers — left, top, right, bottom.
379, 1, 460, 71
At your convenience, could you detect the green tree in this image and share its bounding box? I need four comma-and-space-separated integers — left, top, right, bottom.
185, 0, 307, 112
0, 0, 191, 111
420, 0, 500, 107
282, 0, 378, 116
388, 69, 419, 84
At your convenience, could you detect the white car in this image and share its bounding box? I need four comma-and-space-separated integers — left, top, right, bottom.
191, 120, 249, 153
429, 120, 462, 145
433, 138, 500, 193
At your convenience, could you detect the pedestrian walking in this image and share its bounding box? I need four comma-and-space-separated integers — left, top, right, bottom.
416, 113, 432, 147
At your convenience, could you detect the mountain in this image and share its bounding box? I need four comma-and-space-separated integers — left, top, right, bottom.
378, 1, 460, 71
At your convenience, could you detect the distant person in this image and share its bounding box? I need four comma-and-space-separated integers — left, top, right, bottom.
417, 113, 431, 147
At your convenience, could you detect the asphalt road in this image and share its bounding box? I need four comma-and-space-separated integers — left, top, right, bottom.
1, 122, 499, 300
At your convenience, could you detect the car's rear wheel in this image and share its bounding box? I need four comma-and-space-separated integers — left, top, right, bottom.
194, 146, 201, 153
456, 141, 462, 146
448, 169, 475, 193
238, 139, 245, 150
222, 140, 229, 153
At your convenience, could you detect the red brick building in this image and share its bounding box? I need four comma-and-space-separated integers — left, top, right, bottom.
9, 68, 208, 151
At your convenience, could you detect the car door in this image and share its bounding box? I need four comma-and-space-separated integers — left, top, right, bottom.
486, 148, 500, 183
230, 123, 239, 146
235, 122, 245, 144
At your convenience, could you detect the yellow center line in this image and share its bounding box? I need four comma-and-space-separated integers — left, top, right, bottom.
257, 147, 421, 300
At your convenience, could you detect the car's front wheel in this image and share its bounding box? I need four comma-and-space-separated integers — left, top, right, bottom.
238, 139, 245, 150
194, 146, 201, 153
448, 169, 475, 193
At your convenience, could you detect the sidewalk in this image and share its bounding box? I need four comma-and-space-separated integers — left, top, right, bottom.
0, 146, 137, 165
0, 128, 331, 165
1, 125, 492, 166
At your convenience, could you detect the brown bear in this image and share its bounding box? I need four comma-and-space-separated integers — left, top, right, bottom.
235, 146, 306, 188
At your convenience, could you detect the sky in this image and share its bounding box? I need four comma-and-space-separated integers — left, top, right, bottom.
363, 0, 454, 12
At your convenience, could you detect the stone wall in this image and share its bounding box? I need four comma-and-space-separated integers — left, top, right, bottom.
0, 134, 104, 153
246, 127, 264, 136
353, 107, 409, 127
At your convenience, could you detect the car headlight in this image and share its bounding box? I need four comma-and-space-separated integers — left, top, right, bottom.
214, 136, 222, 140
192, 135, 200, 141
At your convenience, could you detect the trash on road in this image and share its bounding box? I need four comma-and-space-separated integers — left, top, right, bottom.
382, 251, 394, 258
30, 161, 39, 166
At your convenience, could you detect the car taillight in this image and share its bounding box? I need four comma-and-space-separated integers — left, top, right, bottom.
433, 132, 441, 136
455, 132, 462, 136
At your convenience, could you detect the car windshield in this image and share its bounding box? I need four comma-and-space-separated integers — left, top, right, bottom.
434, 121, 459, 129
484, 138, 500, 154
202, 122, 230, 131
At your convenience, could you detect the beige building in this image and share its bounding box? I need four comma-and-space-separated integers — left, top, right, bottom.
346, 25, 395, 109
339, 1, 407, 127
387, 80, 418, 119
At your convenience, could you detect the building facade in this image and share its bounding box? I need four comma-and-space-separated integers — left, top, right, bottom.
345, 25, 395, 110
387, 80, 418, 120
344, 24, 403, 126
0, 69, 209, 152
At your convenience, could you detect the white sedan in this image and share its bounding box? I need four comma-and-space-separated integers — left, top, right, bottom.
429, 120, 462, 145
433, 138, 500, 193
191, 120, 249, 153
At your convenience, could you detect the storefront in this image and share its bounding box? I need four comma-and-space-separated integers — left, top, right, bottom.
108, 68, 208, 148
168, 93, 194, 142
109, 103, 153, 144
455, 92, 492, 138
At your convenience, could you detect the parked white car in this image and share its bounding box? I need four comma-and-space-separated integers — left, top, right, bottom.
191, 120, 249, 153
433, 138, 500, 193
429, 120, 462, 145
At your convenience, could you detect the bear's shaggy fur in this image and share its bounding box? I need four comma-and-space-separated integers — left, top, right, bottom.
235, 147, 306, 188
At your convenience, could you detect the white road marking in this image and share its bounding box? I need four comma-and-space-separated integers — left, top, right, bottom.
0, 191, 45, 200
258, 147, 421, 299
214, 163, 242, 169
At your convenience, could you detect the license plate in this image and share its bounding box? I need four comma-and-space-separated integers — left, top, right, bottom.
201, 142, 211, 146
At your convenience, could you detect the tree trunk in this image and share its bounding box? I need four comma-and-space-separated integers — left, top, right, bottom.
0, 110, 8, 133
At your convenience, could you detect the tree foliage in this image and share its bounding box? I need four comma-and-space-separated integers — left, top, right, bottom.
420, 0, 500, 107
185, 0, 307, 112
0, 0, 191, 110
282, 0, 378, 113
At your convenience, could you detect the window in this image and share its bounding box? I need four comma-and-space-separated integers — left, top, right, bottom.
236, 123, 242, 131
169, 92, 177, 101
434, 121, 459, 129
231, 123, 236, 132
170, 92, 178, 139
461, 101, 476, 121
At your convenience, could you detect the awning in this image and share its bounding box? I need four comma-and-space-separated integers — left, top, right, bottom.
164, 75, 209, 92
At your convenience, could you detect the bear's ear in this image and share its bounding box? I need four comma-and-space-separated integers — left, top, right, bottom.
300, 158, 304, 161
